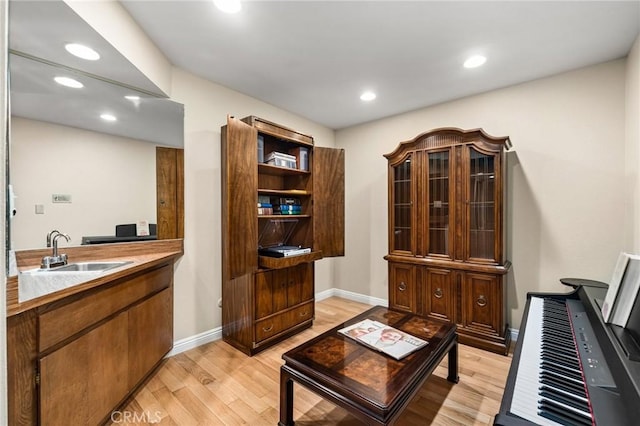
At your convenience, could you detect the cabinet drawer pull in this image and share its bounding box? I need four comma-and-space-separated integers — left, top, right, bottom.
262, 324, 274, 332
398, 282, 407, 292
299, 310, 309, 317
434, 288, 443, 299
476, 295, 487, 307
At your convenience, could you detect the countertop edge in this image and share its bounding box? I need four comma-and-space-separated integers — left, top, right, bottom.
7, 239, 184, 317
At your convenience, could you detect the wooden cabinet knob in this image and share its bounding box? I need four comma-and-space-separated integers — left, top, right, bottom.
434, 288, 443, 299
263, 324, 273, 332
477, 295, 487, 307
398, 282, 407, 291
299, 311, 309, 317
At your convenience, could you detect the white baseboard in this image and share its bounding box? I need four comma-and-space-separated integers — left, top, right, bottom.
167, 326, 222, 357
168, 289, 517, 356
315, 287, 388, 307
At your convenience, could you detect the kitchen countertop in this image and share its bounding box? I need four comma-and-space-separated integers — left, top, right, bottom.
6, 239, 183, 317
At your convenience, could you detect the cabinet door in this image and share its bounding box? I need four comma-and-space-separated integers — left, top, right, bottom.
273, 269, 289, 312
389, 263, 416, 313
423, 267, 455, 322
222, 116, 258, 279
389, 153, 413, 254
465, 146, 500, 262
462, 272, 502, 336
128, 289, 173, 388
39, 313, 129, 425
426, 149, 454, 258
255, 270, 274, 319
286, 263, 313, 306
313, 147, 345, 257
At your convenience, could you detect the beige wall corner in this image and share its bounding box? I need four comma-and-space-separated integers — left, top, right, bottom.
625, 34, 640, 252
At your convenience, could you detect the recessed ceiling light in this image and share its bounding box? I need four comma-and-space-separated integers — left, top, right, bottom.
100, 113, 117, 122
65, 43, 100, 61
213, 0, 241, 14
54, 76, 83, 88
125, 95, 140, 101
464, 55, 487, 69
360, 91, 376, 101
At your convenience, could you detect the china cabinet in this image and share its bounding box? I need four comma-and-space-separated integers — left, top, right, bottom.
384, 127, 512, 354
221, 116, 344, 355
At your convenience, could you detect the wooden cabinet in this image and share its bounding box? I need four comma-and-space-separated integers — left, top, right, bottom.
221, 116, 344, 355
384, 128, 511, 354
7, 263, 174, 425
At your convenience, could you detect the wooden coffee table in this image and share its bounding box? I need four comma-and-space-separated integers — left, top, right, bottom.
279, 305, 458, 425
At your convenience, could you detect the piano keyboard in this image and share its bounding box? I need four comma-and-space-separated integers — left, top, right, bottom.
510, 297, 595, 426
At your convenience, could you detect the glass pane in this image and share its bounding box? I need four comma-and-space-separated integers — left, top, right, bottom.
428, 151, 449, 255
393, 156, 411, 251
469, 148, 495, 259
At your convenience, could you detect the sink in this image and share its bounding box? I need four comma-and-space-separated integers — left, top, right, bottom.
18, 261, 133, 302
23, 261, 132, 274
50, 261, 132, 272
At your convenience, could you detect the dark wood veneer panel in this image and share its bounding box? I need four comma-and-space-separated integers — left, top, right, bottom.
313, 147, 345, 257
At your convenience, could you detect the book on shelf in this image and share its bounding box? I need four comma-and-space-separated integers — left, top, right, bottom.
275, 205, 302, 211
338, 319, 428, 360
607, 254, 640, 327
271, 197, 301, 205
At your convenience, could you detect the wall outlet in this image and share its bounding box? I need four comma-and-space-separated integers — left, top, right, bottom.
35, 204, 44, 214
52, 194, 72, 203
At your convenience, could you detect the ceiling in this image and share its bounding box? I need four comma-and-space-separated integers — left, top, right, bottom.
120, 0, 640, 130
8, 0, 184, 147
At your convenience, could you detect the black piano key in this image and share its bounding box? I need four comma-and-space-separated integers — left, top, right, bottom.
541, 350, 582, 370
540, 373, 587, 398
539, 380, 588, 404
538, 399, 593, 426
540, 360, 584, 383
540, 370, 587, 395
539, 384, 589, 410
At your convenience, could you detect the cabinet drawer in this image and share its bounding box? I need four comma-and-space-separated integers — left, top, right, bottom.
254, 302, 314, 342
38, 264, 172, 352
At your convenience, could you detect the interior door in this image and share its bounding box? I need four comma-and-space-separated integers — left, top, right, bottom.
156, 147, 184, 239
313, 147, 345, 257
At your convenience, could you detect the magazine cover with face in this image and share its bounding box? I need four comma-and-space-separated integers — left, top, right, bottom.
339, 319, 428, 360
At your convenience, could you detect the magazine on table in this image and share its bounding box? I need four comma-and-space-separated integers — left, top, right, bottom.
338, 319, 428, 360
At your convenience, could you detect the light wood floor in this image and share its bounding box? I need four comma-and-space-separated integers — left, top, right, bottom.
108, 297, 513, 425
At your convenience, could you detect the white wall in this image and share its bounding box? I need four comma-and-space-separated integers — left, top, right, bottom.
334, 59, 628, 330
169, 68, 336, 340
626, 35, 640, 252
10, 117, 157, 249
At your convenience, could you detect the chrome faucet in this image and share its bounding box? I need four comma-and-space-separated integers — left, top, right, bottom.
41, 232, 70, 269
46, 229, 60, 248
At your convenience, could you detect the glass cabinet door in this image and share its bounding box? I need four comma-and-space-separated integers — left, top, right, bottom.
392, 155, 412, 252
468, 148, 496, 260
427, 151, 451, 256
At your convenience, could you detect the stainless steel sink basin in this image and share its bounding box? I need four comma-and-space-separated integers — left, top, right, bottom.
22, 261, 132, 275
51, 261, 131, 272
18, 261, 133, 303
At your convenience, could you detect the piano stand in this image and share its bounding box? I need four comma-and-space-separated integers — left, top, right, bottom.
560, 277, 609, 289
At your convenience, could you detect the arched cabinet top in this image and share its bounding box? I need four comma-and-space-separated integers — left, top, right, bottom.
384, 127, 511, 161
